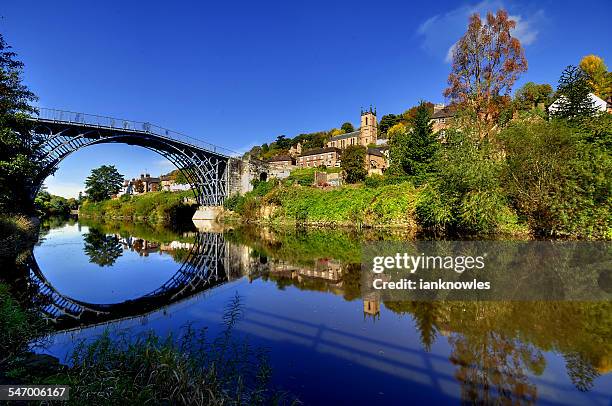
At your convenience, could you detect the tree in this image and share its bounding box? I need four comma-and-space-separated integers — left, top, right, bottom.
340, 145, 367, 184
329, 128, 343, 137
378, 114, 403, 137
84, 165, 124, 202
403, 102, 434, 122
340, 122, 355, 133
0, 33, 44, 213
551, 66, 598, 120
274, 135, 292, 150
444, 9, 527, 138
580, 55, 611, 100
388, 102, 437, 178
134, 178, 145, 194
83, 228, 123, 267
514, 82, 553, 111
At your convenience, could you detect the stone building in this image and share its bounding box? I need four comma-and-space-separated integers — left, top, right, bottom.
266, 154, 295, 170
366, 147, 388, 175
327, 107, 378, 149
431, 103, 456, 132
296, 147, 342, 168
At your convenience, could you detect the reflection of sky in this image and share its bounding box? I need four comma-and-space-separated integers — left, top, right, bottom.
44, 277, 612, 405
34, 223, 178, 304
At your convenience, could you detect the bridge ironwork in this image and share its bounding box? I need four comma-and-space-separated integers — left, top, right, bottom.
28, 108, 238, 206
28, 232, 231, 330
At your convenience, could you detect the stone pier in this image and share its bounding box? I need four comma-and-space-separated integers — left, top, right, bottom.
192, 206, 224, 221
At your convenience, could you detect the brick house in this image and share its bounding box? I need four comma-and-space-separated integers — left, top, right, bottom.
296, 147, 342, 168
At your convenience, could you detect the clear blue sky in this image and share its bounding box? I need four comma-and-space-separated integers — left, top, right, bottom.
2, 0, 610, 197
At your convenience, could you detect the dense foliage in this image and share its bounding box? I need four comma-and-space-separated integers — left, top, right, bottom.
79, 190, 195, 224
340, 145, 367, 184
34, 191, 77, 217
501, 117, 611, 238
388, 102, 437, 180
0, 34, 45, 214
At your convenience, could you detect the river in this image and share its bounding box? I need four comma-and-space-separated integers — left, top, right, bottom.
24, 217, 612, 404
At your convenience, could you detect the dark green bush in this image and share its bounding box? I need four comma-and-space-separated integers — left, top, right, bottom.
416, 130, 510, 234
501, 118, 611, 238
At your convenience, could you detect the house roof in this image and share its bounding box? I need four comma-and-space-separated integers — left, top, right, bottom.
367, 147, 385, 157
432, 106, 457, 119
267, 155, 294, 163
328, 130, 360, 141
299, 147, 342, 157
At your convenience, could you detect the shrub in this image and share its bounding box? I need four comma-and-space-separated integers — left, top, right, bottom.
416, 130, 510, 234
223, 194, 245, 212
501, 119, 611, 238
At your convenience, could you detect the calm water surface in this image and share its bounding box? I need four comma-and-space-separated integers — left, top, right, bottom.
31, 218, 612, 405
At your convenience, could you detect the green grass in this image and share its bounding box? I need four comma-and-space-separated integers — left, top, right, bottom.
0, 215, 38, 258
266, 182, 419, 227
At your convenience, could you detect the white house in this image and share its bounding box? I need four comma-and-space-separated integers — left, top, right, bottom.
548, 92, 608, 116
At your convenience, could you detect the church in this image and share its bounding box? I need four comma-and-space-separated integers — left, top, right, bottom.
327, 106, 378, 149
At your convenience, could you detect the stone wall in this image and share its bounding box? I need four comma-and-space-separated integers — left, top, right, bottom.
227, 156, 270, 196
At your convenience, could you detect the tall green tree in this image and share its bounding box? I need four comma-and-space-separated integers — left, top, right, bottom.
551, 65, 598, 120
514, 82, 553, 111
85, 165, 124, 202
388, 102, 437, 178
340, 145, 367, 184
0, 33, 44, 213
340, 122, 355, 133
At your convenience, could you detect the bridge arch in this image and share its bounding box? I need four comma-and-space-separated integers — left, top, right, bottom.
29, 232, 228, 328
28, 109, 234, 206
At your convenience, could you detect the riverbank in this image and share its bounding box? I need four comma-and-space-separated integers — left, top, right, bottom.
0, 279, 289, 404
0, 215, 39, 260
222, 180, 530, 236
79, 190, 196, 224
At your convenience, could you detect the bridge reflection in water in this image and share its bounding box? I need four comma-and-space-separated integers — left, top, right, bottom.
28, 232, 251, 330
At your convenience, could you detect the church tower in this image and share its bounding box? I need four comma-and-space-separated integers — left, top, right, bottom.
359, 106, 377, 146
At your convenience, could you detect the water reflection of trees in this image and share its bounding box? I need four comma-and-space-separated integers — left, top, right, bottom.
83, 229, 123, 267
228, 225, 612, 401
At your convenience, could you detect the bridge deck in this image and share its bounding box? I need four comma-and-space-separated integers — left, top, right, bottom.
30, 108, 235, 158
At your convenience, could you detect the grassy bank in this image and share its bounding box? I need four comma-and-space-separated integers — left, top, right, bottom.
224, 179, 528, 236
225, 181, 421, 228
79, 190, 196, 224
0, 215, 39, 259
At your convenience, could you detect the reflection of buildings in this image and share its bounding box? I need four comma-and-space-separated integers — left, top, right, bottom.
363, 298, 380, 320
267, 258, 345, 288
116, 236, 195, 257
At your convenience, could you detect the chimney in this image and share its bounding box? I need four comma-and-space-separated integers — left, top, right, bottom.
433, 103, 445, 114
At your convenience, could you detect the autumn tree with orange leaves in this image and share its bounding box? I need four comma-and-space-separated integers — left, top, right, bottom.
444, 10, 527, 139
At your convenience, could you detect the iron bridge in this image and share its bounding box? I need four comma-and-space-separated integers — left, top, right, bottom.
28, 108, 237, 206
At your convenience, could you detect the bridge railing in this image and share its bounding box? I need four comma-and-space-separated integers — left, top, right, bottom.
34, 108, 237, 157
